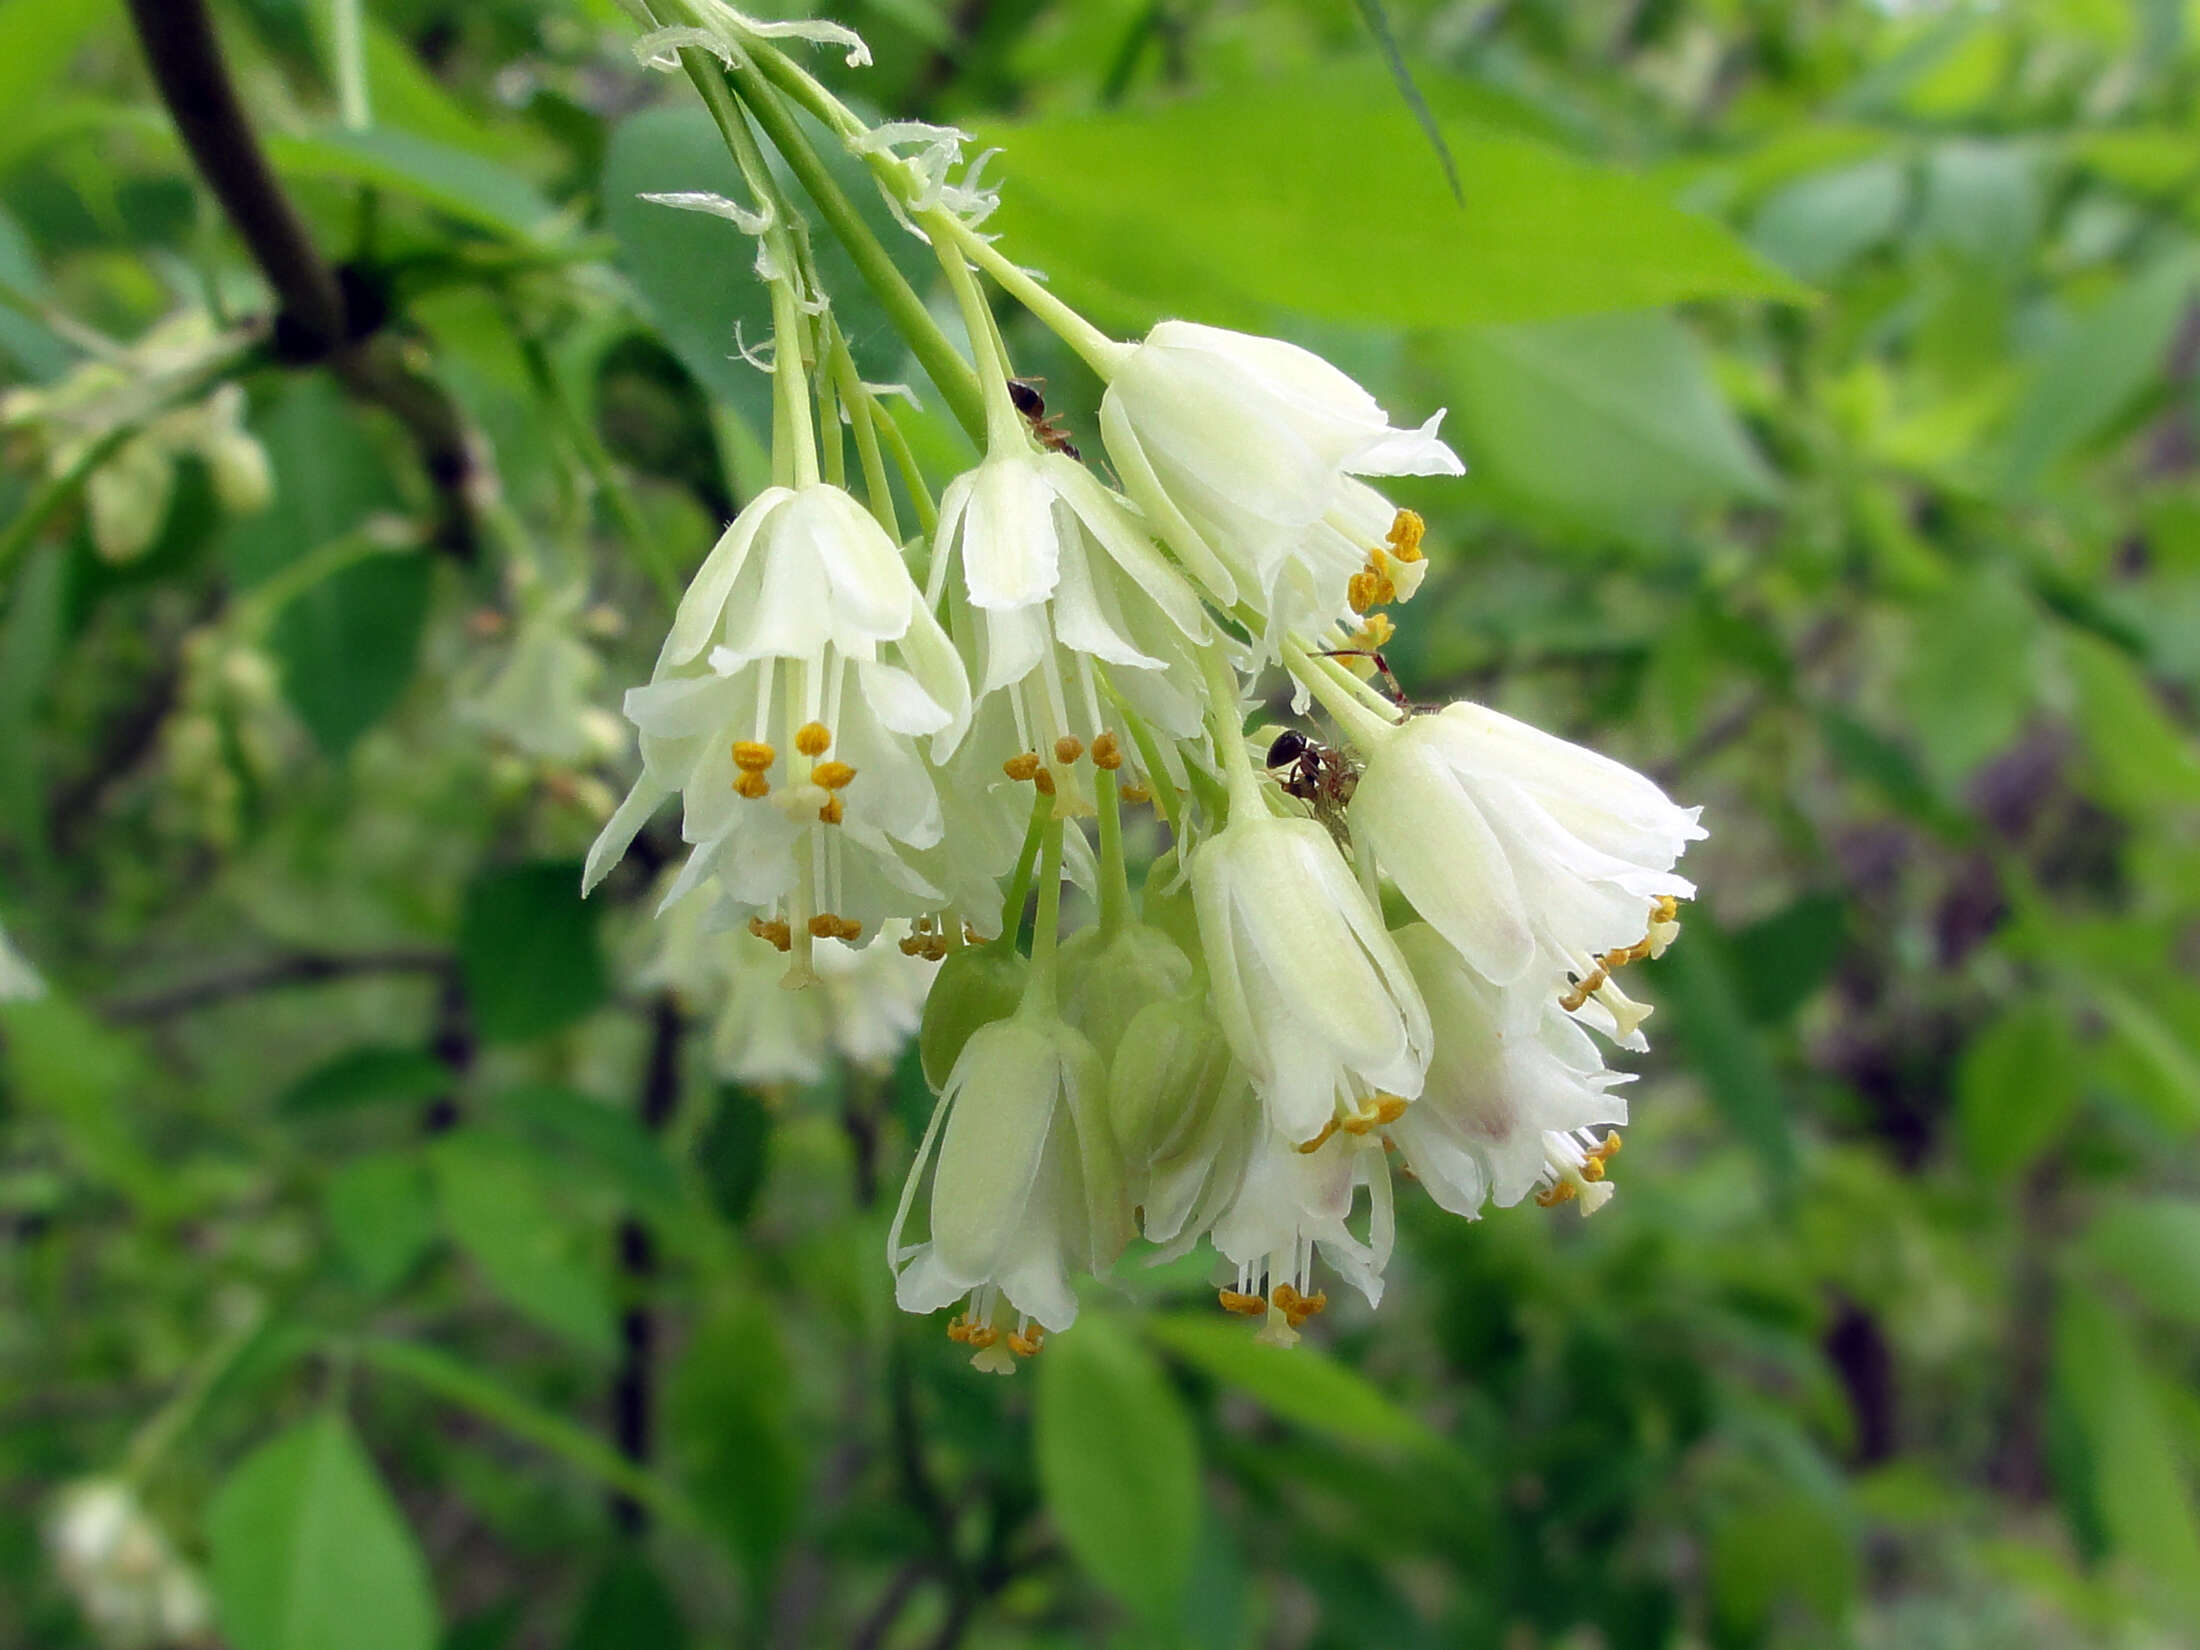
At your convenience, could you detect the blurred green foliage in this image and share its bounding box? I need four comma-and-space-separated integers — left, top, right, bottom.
4, 1, 2200, 1648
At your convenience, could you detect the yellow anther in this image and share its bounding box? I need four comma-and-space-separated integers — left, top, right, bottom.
1217, 1288, 1268, 1317
1053, 734, 1085, 765
1003, 752, 1041, 782
899, 935, 926, 956
734, 771, 771, 800
749, 918, 791, 953
1120, 782, 1151, 804
1007, 1327, 1045, 1358
923, 937, 950, 961
964, 1323, 999, 1350
834, 917, 863, 942
1032, 768, 1056, 797
1341, 1112, 1377, 1136
1559, 963, 1609, 1013
1295, 1118, 1340, 1154
1387, 508, 1426, 561
1091, 732, 1122, 770
794, 721, 832, 757
1535, 1181, 1578, 1209
808, 913, 841, 939
1589, 1132, 1622, 1165
914, 916, 936, 932
811, 761, 856, 790
1347, 570, 1380, 615
963, 923, 985, 944
1653, 895, 1680, 924
817, 795, 845, 826
732, 740, 775, 772
1372, 1095, 1409, 1125
1272, 1283, 1328, 1327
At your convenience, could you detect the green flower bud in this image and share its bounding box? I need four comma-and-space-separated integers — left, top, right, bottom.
918, 939, 1029, 1092
1056, 921, 1191, 1065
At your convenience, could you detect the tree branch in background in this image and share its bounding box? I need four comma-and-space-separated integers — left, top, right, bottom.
123, 0, 488, 555
102, 948, 453, 1023
610, 993, 685, 1535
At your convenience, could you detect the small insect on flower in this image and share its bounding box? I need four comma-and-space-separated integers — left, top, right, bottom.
1266, 728, 1361, 850
1006, 378, 1080, 462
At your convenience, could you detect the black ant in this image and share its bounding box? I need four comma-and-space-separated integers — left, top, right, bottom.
1007, 378, 1081, 461
1266, 728, 1360, 849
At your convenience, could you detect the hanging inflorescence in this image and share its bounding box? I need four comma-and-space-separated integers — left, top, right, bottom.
588, 4, 1707, 1370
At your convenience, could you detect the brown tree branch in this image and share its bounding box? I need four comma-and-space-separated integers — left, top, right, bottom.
102, 948, 452, 1023
124, 0, 488, 554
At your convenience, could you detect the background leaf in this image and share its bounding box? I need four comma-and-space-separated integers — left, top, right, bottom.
206, 1411, 439, 1650
457, 861, 608, 1043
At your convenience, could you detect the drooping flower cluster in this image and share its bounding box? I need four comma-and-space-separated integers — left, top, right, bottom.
44, 1479, 212, 1649
589, 4, 1705, 1369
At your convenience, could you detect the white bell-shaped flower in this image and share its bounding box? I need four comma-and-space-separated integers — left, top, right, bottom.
890, 1008, 1131, 1370
1348, 700, 1704, 1016
932, 446, 1208, 814
1208, 1127, 1395, 1346
1097, 321, 1461, 631
1191, 811, 1431, 1145
586, 485, 971, 972
1385, 924, 1631, 1217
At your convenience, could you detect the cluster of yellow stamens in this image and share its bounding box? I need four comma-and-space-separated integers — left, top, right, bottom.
1559, 896, 1683, 1013
898, 915, 983, 961
749, 911, 861, 950
1534, 1132, 1622, 1207
1003, 727, 1139, 802
732, 723, 857, 825
1346, 508, 1427, 615
947, 1312, 1045, 1358
1216, 1283, 1328, 1328
1295, 1092, 1410, 1154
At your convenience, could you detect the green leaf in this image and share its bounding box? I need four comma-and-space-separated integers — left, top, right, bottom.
1918, 139, 2040, 268
221, 380, 428, 754
1440, 312, 1776, 547
2091, 983, 2200, 1133
458, 862, 608, 1043
324, 1152, 438, 1295
206, 1411, 439, 1650
2085, 1198, 2200, 1324
694, 1085, 771, 1226
0, 993, 165, 1209
566, 1555, 685, 1650
1143, 1313, 1445, 1456
1037, 1312, 1200, 1619
1818, 707, 1968, 836
1898, 572, 2039, 790
1954, 1002, 2080, 1180
2053, 1292, 2200, 1617
664, 1295, 801, 1577
0, 0, 117, 139
1997, 254, 2200, 491
1730, 894, 1848, 1024
2064, 632, 2200, 813
974, 78, 1805, 334
493, 1082, 680, 1206
0, 208, 65, 379
1747, 159, 1907, 283
1650, 930, 1797, 1190
278, 1047, 453, 1117
272, 553, 433, 757
431, 1132, 617, 1357
264, 128, 554, 240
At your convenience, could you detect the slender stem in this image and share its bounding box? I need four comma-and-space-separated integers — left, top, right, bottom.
122, 1299, 269, 1486
931, 212, 1127, 380
832, 333, 901, 540
816, 339, 846, 490
873, 401, 939, 536
771, 281, 821, 488
1199, 643, 1264, 811
1095, 768, 1128, 938
328, 0, 370, 129
233, 521, 418, 633
934, 237, 1026, 452
1025, 818, 1066, 1012
1282, 637, 1400, 749
711, 49, 988, 442
998, 788, 1049, 942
